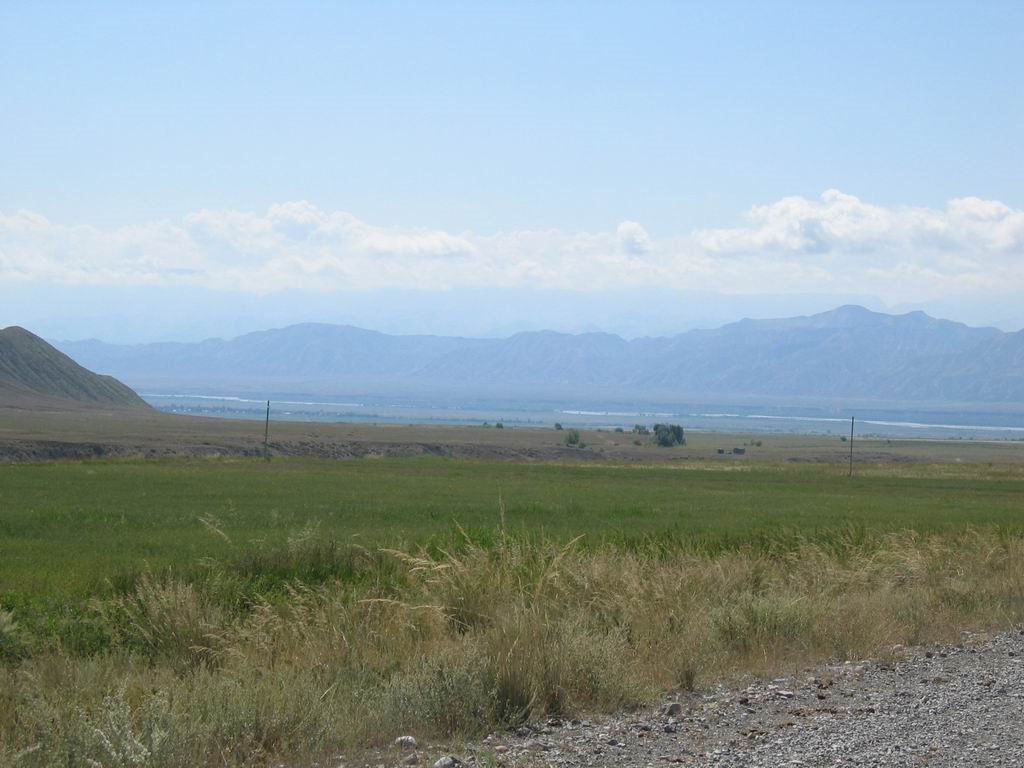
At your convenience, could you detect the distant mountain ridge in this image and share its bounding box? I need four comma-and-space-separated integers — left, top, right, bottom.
0, 326, 149, 409
54, 306, 1024, 404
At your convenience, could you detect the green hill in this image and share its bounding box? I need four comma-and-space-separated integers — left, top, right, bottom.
0, 326, 148, 409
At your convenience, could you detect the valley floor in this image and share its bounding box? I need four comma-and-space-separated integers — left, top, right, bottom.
3, 404, 1024, 464
2, 427, 1023, 767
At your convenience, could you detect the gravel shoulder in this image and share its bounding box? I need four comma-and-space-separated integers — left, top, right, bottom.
368, 629, 1024, 768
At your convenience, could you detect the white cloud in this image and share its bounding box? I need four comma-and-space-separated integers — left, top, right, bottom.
947, 196, 1024, 253
695, 189, 949, 255
616, 220, 652, 254
1, 193, 1023, 301
693, 189, 1024, 260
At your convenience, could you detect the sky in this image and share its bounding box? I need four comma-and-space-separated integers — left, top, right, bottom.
2, 1, 1024, 341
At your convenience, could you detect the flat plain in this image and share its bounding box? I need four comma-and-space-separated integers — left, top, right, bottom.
4, 402, 1024, 461
3, 448, 1024, 597
2, 415, 1024, 767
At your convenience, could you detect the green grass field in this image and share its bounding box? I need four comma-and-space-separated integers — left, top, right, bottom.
3, 455, 1024, 596
3, 453, 1024, 767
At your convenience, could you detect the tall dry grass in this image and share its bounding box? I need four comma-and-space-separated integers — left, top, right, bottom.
2, 527, 1024, 767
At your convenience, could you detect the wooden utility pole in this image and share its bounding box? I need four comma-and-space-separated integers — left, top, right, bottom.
848, 416, 855, 477
264, 400, 271, 460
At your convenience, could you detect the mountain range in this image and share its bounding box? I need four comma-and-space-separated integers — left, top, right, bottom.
0, 326, 148, 410
53, 306, 1024, 405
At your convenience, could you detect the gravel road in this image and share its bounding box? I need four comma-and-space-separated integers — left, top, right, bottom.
377, 629, 1024, 768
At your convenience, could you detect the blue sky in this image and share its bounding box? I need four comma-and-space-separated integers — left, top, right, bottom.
2, 1, 1024, 340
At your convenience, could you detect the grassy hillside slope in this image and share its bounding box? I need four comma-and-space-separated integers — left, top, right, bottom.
0, 326, 148, 409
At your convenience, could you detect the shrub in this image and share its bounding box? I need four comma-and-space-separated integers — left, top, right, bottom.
652, 424, 685, 447
95, 571, 222, 669
0, 610, 26, 662
564, 429, 581, 447
554, 423, 563, 431
495, 422, 504, 429
633, 425, 650, 435
712, 593, 811, 653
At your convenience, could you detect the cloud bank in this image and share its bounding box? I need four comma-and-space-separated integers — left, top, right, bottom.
2, 190, 1022, 301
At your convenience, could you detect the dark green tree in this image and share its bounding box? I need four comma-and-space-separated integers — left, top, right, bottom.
653, 423, 685, 447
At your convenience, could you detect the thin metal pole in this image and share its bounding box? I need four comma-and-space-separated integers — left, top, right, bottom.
264, 400, 271, 460
848, 416, 855, 477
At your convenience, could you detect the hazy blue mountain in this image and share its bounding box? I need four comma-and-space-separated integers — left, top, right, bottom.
418, 331, 632, 387
631, 306, 1002, 398
54, 306, 1023, 404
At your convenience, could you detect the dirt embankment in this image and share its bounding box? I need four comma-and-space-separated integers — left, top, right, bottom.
0, 437, 595, 463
